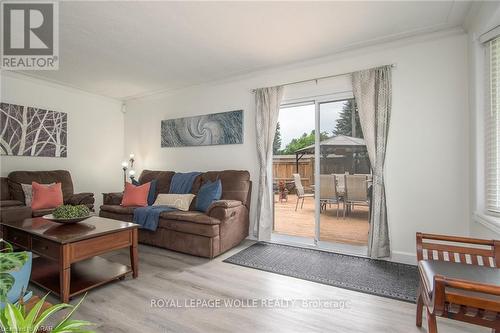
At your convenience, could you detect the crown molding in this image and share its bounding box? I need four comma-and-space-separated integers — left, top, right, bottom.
1, 70, 122, 104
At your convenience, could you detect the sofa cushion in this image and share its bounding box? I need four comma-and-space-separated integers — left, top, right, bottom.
196, 179, 222, 212
153, 193, 195, 211
100, 205, 136, 215
158, 219, 219, 237
160, 210, 221, 225
132, 178, 157, 205
100, 210, 133, 223
192, 171, 251, 208
0, 200, 24, 207
31, 182, 63, 210
0, 206, 32, 223
138, 170, 175, 197
1, 177, 10, 201
8, 170, 74, 203
121, 182, 150, 207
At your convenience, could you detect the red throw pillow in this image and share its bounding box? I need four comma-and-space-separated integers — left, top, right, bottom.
121, 182, 151, 207
31, 182, 64, 210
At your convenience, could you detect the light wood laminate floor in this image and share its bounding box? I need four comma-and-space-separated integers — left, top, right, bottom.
32, 241, 483, 333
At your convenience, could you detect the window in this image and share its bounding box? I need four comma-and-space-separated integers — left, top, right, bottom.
486, 36, 500, 213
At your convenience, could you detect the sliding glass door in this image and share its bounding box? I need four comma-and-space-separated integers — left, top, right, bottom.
272, 103, 316, 243
272, 95, 370, 254
317, 100, 370, 250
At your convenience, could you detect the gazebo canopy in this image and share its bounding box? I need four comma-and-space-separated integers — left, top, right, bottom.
295, 135, 366, 155
292, 135, 367, 173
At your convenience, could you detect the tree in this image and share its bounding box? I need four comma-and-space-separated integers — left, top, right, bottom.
273, 122, 282, 155
333, 100, 363, 138
281, 130, 329, 155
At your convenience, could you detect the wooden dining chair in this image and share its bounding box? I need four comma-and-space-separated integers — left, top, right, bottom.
416, 232, 500, 333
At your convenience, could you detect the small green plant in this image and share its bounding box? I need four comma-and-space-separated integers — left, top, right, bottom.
0, 294, 95, 333
0, 240, 29, 299
52, 205, 90, 219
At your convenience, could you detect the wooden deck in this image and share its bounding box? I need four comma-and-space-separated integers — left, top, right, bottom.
273, 194, 369, 246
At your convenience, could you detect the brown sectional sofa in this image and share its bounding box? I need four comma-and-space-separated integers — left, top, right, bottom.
99, 170, 251, 258
0, 170, 95, 223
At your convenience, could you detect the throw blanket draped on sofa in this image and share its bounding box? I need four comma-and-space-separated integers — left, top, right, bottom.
133, 172, 201, 231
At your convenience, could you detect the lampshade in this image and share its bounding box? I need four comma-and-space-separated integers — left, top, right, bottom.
129, 153, 135, 159
129, 170, 136, 176
121, 161, 128, 168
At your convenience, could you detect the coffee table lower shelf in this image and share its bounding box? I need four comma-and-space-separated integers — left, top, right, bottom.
30, 256, 132, 300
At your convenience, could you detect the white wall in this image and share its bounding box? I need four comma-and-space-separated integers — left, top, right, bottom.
466, 2, 500, 239
0, 72, 125, 208
125, 31, 469, 262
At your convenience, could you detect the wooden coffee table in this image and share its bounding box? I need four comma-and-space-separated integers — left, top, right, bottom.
1, 216, 138, 303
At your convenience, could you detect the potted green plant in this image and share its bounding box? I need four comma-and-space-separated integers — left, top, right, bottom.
0, 240, 32, 307
0, 240, 96, 332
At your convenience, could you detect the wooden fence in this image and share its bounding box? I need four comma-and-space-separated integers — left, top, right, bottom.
273, 154, 370, 190
273, 156, 314, 188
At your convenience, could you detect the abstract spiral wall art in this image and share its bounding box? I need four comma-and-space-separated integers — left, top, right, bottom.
161, 110, 243, 147
0, 102, 67, 157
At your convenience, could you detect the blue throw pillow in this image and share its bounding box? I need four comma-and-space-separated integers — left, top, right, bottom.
196, 179, 222, 212
132, 178, 157, 206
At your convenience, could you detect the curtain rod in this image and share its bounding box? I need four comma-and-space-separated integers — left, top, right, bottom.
251, 64, 396, 93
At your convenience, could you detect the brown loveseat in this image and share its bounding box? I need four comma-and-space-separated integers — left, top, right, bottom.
0, 170, 95, 223
99, 170, 252, 258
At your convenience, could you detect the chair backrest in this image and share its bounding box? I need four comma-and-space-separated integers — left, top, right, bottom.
320, 174, 337, 200
334, 173, 346, 192
292, 174, 305, 197
345, 175, 368, 201
8, 170, 74, 203
416, 233, 500, 267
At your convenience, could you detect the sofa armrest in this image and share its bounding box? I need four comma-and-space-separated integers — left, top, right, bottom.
102, 192, 123, 205
207, 200, 243, 221
65, 192, 95, 206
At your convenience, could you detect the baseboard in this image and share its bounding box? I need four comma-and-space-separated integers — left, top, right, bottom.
245, 234, 257, 241
390, 251, 417, 265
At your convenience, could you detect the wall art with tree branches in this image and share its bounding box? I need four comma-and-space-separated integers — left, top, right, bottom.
0, 102, 67, 157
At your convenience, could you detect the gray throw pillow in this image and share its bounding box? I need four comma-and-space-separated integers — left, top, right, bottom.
21, 183, 55, 207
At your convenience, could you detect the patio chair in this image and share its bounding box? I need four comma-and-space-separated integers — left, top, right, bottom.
292, 173, 314, 211
344, 174, 369, 217
334, 172, 348, 195
320, 174, 342, 217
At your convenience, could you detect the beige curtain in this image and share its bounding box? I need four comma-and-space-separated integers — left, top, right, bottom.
352, 66, 392, 258
254, 86, 284, 241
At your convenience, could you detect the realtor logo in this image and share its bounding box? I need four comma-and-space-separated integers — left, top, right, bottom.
1, 1, 59, 70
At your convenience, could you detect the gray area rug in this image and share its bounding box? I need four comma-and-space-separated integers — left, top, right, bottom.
224, 242, 418, 303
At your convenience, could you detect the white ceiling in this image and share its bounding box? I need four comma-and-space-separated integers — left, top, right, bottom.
19, 1, 472, 100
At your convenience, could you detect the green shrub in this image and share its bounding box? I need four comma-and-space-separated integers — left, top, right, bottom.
52, 205, 90, 219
